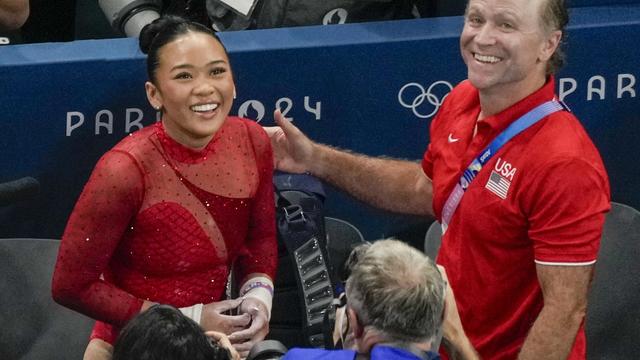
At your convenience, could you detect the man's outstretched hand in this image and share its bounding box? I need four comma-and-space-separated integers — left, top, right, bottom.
263, 109, 318, 174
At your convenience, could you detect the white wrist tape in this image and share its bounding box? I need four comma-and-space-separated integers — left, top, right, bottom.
179, 303, 204, 324
240, 276, 274, 319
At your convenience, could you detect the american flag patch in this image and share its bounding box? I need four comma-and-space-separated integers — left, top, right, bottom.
485, 170, 511, 199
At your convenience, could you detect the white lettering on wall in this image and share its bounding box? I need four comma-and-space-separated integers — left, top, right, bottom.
617, 74, 636, 99
304, 96, 321, 120
559, 73, 637, 101
238, 97, 324, 123
558, 78, 577, 102
276, 98, 293, 121
66, 112, 85, 137
65, 108, 155, 137
587, 75, 606, 101
95, 110, 114, 135
125, 108, 144, 133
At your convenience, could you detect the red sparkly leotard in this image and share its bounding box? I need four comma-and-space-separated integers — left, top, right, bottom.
52, 117, 277, 344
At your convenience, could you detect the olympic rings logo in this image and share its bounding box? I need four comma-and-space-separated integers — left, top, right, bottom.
398, 81, 453, 119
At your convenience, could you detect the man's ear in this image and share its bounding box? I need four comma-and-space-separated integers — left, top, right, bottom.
347, 307, 364, 338
145, 81, 163, 110
539, 30, 562, 62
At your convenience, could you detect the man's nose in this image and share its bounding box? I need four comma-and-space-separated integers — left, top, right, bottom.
474, 24, 498, 46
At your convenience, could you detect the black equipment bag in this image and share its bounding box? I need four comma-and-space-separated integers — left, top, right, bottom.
267, 172, 337, 348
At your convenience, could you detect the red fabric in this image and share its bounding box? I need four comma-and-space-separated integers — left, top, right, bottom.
423, 78, 610, 359
52, 117, 277, 344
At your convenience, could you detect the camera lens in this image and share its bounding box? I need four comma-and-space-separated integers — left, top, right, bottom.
246, 340, 288, 360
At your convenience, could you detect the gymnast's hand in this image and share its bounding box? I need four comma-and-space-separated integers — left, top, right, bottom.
227, 297, 270, 358
264, 109, 316, 174
200, 298, 251, 335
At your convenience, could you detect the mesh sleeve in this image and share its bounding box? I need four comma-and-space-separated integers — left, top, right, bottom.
236, 122, 277, 283
52, 150, 145, 327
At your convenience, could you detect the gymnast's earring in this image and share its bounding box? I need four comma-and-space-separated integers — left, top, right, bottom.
233, 87, 237, 100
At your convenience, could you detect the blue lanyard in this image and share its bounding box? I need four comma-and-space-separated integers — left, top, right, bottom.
441, 99, 566, 234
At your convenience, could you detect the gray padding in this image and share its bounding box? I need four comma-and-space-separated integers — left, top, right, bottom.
0, 238, 94, 360
587, 202, 640, 359
325, 217, 366, 282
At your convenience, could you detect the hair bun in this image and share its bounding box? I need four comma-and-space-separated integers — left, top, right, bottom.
139, 15, 184, 54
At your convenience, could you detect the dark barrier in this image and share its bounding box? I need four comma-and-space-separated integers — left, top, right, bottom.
570, 0, 640, 6
0, 5, 638, 245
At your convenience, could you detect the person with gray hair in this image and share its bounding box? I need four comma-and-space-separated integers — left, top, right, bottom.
282, 239, 446, 360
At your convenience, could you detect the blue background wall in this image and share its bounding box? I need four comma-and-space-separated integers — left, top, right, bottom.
1, 4, 638, 247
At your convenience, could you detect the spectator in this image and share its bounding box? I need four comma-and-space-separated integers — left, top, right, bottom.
266, 0, 610, 358
0, 0, 28, 45
19, 0, 76, 43
112, 304, 239, 360
0, 0, 29, 30
206, 0, 428, 31
52, 15, 277, 360
282, 239, 448, 360
100, 0, 467, 37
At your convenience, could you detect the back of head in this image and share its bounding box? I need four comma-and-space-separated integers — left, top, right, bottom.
112, 304, 231, 360
345, 239, 445, 343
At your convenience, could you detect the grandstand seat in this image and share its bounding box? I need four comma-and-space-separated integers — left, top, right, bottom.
324, 217, 366, 282
586, 202, 640, 359
0, 238, 93, 360
423, 202, 640, 359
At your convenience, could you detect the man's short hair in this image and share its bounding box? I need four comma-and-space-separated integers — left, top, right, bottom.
540, 0, 569, 75
345, 239, 445, 343
112, 304, 231, 360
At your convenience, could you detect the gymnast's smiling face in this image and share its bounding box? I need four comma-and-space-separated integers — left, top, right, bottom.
145, 31, 235, 150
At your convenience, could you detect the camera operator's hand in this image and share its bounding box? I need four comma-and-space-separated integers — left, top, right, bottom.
206, 331, 241, 360
201, 298, 251, 334
228, 297, 270, 358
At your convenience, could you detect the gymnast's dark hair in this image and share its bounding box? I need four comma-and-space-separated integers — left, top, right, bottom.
112, 304, 231, 360
139, 15, 227, 84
